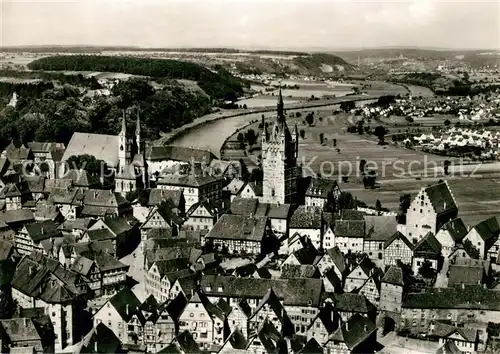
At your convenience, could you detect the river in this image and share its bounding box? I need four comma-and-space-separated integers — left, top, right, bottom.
170, 98, 377, 157
169, 83, 433, 156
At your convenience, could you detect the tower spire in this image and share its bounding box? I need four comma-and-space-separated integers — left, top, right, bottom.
120, 110, 127, 135
135, 109, 141, 135
277, 87, 284, 123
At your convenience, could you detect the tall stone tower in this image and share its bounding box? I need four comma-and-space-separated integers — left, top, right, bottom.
118, 110, 132, 173
262, 89, 299, 204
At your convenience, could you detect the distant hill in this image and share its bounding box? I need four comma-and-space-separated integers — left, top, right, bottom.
27, 55, 247, 100
292, 53, 357, 74
333, 48, 500, 68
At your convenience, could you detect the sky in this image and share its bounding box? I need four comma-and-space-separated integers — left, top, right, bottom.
1, 0, 499, 50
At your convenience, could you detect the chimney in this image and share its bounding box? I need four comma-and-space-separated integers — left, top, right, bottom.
364, 325, 368, 332
94, 340, 98, 353
345, 321, 349, 331
29, 266, 35, 276
41, 227, 44, 235
23, 318, 28, 327
126, 304, 130, 317
444, 202, 447, 210
462, 283, 465, 289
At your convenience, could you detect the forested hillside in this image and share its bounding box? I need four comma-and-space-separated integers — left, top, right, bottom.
0, 78, 212, 149
28, 55, 247, 100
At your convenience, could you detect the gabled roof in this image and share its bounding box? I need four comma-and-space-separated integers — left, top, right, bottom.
305, 178, 339, 198
384, 231, 414, 250
83, 189, 129, 208
364, 215, 398, 242
335, 219, 365, 238
163, 292, 188, 322
281, 264, 319, 279
24, 220, 61, 243
108, 288, 145, 325
145, 145, 215, 163
472, 216, 500, 242
152, 258, 191, 278
230, 197, 259, 216
326, 293, 376, 314
424, 182, 457, 215
81, 323, 121, 353
0, 318, 42, 343
223, 328, 248, 350
205, 214, 270, 242
87, 228, 115, 242
62, 132, 119, 167
440, 218, 468, 243
140, 294, 159, 313
435, 340, 462, 354
430, 321, 478, 343
308, 303, 339, 334
328, 314, 376, 350
324, 246, 346, 274
382, 266, 405, 286
414, 232, 442, 257
147, 188, 184, 208
448, 264, 484, 287
157, 168, 223, 188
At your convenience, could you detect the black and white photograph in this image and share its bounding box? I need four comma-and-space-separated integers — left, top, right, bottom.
0, 0, 499, 353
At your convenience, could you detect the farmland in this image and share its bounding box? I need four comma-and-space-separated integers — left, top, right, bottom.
222, 108, 500, 227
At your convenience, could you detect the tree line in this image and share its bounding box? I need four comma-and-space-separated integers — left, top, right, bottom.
27, 55, 247, 100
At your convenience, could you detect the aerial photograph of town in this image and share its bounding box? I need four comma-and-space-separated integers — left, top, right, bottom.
0, 0, 499, 353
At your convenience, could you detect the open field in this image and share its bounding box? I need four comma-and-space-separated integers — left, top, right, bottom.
223, 109, 500, 227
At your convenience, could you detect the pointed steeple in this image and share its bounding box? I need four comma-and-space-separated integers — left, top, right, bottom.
277, 88, 284, 123
120, 110, 127, 136
135, 110, 141, 135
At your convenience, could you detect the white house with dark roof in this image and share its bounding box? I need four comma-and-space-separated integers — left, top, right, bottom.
93, 287, 145, 345
384, 231, 414, 267
289, 205, 323, 249
411, 232, 442, 275
462, 216, 500, 260
305, 178, 341, 208
406, 181, 458, 244
204, 214, 278, 255
363, 215, 398, 262
14, 220, 62, 256
145, 145, 216, 177
435, 217, 468, 256
157, 166, 224, 211
184, 200, 218, 232
334, 212, 366, 255
316, 246, 346, 280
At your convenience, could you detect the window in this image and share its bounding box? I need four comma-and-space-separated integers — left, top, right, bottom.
190, 313, 194, 317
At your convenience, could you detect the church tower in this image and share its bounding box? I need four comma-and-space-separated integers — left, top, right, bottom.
118, 110, 129, 173
262, 89, 299, 204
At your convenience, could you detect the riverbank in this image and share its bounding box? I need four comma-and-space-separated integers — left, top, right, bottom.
157, 94, 380, 148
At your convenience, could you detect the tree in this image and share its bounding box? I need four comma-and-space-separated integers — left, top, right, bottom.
299, 129, 305, 139
337, 192, 356, 210
340, 101, 355, 113
245, 129, 258, 147
319, 133, 324, 145
324, 190, 336, 212
374, 125, 388, 144
418, 260, 436, 279
296, 112, 302, 118
319, 116, 323, 122
237, 132, 245, 148
66, 154, 106, 177
357, 120, 364, 135
359, 159, 367, 174
363, 170, 377, 189
443, 160, 451, 175
399, 194, 411, 213
444, 119, 451, 126
375, 199, 382, 211
239, 158, 250, 181
463, 239, 480, 259
126, 190, 138, 202
333, 138, 337, 147
305, 113, 314, 126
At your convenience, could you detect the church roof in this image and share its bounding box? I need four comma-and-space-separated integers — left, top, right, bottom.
62, 133, 119, 167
